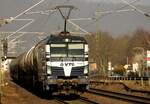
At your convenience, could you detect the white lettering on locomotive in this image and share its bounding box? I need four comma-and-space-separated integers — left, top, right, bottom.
60, 63, 74, 67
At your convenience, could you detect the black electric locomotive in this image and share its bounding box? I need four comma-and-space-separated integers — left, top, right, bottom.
9, 32, 89, 94
9, 5, 89, 94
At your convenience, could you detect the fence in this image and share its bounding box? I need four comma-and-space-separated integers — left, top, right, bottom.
90, 76, 150, 87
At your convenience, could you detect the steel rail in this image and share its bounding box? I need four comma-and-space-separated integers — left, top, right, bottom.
79, 96, 99, 104
87, 88, 150, 104
90, 80, 150, 94
54, 99, 69, 104
55, 96, 99, 104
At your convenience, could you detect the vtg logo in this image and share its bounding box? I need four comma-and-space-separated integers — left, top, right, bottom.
60, 63, 74, 66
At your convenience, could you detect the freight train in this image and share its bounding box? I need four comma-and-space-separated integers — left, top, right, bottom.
9, 32, 89, 94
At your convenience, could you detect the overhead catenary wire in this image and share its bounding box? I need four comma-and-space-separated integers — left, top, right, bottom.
66, 9, 136, 35
25, 9, 57, 15
40, 11, 55, 36
12, 0, 45, 20
69, 18, 93, 21
10, 33, 30, 43
79, 9, 136, 21
23, 1, 59, 36
5, 0, 46, 39
5, 1, 56, 53
7, 19, 35, 39
0, 31, 44, 34
67, 0, 148, 36
22, 3, 137, 36
8, 37, 26, 54
25, 5, 89, 35
0, 0, 45, 26
0, 31, 44, 43
67, 19, 90, 35
120, 0, 150, 45
82, 0, 142, 30
121, 0, 150, 18
4, 0, 150, 41
10, 33, 26, 43
95, 9, 135, 15
24, 9, 57, 36
116, 0, 141, 10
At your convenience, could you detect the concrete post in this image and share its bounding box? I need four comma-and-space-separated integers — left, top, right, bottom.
141, 77, 144, 86
0, 35, 4, 104
148, 78, 150, 86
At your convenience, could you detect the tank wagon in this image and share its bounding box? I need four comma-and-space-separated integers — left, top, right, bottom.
10, 32, 89, 94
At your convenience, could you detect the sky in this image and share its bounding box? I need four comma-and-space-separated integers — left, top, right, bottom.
85, 0, 150, 5
0, 0, 150, 34
0, 0, 150, 55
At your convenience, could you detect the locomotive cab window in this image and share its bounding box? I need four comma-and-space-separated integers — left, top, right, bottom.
68, 44, 84, 57
50, 43, 85, 57
50, 44, 67, 57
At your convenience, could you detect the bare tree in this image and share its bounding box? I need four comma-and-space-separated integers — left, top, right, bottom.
110, 35, 130, 65
86, 31, 113, 76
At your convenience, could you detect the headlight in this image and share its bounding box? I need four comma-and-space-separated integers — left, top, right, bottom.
47, 66, 51, 75
84, 66, 88, 74
84, 44, 88, 53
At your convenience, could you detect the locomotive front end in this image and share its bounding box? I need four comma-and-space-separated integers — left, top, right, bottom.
45, 35, 89, 93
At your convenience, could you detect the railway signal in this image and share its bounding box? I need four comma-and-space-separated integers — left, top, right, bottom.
0, 1, 47, 58
0, 0, 46, 61
0, 32, 44, 57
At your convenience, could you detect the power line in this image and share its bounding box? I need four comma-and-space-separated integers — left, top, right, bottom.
0, 31, 44, 34
0, 0, 46, 58
82, 0, 141, 30
25, 9, 57, 15
68, 20, 90, 35
0, 0, 45, 27
121, 0, 150, 18
0, 0, 46, 40
13, 0, 45, 20
115, 0, 141, 10
7, 19, 35, 39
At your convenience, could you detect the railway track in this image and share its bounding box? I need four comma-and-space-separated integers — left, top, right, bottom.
88, 88, 150, 104
78, 96, 99, 104
90, 80, 150, 95
54, 98, 69, 104
6, 80, 100, 104
54, 95, 99, 104
9, 79, 149, 104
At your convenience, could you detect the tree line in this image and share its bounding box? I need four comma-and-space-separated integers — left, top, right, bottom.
86, 28, 150, 76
